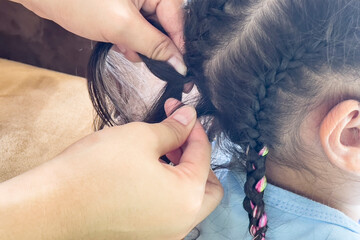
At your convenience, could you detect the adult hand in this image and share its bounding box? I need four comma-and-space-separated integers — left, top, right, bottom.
12, 0, 193, 91
11, 0, 187, 75
0, 99, 223, 240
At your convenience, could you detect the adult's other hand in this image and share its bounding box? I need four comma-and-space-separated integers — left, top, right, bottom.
0, 99, 223, 240
11, 0, 187, 75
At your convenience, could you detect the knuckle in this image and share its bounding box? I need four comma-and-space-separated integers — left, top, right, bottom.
174, 177, 203, 214
183, 187, 204, 213
148, 36, 172, 60
118, 13, 132, 30
108, 11, 132, 42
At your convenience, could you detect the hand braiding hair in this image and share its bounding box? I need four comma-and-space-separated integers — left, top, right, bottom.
87, 0, 359, 239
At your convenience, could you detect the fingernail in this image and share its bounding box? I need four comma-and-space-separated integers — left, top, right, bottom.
168, 56, 187, 76
171, 106, 196, 126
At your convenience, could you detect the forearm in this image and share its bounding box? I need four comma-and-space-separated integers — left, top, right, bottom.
0, 158, 91, 240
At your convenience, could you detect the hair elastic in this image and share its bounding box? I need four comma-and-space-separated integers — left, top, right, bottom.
254, 233, 266, 240
252, 206, 259, 218
250, 225, 266, 240
258, 146, 269, 157
258, 213, 268, 228
255, 176, 267, 193
250, 201, 255, 210
250, 225, 258, 236
252, 164, 256, 170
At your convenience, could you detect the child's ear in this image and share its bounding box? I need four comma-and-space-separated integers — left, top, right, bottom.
320, 100, 360, 174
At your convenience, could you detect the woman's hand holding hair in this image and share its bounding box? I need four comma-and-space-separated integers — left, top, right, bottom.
10, 0, 187, 75
0, 99, 223, 240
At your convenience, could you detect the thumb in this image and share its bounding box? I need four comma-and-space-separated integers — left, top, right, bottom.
120, 6, 187, 75
150, 104, 197, 156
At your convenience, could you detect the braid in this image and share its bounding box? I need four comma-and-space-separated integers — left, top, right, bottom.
240, 37, 329, 238
243, 145, 268, 240
185, 1, 273, 238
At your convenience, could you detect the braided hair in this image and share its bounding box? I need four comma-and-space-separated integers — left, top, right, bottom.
87, 0, 360, 239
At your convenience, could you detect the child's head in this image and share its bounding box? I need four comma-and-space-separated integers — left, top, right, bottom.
187, 0, 360, 237
87, 0, 360, 239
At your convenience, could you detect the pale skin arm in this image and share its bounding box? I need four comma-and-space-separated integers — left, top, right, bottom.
0, 100, 223, 240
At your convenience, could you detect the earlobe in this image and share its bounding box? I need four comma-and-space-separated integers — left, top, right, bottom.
320, 100, 360, 174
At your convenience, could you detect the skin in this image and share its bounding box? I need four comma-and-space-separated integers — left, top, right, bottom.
266, 99, 360, 223
9, 0, 190, 80
0, 98, 224, 240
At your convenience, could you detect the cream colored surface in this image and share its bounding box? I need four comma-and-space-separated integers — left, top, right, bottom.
0, 59, 94, 182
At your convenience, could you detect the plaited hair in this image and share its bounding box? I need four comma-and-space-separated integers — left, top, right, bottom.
87, 0, 360, 239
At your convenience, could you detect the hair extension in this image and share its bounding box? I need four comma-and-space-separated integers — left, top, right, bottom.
87, 0, 360, 239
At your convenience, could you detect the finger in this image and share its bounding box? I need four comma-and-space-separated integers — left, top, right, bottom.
113, 45, 142, 62
177, 120, 212, 183
183, 82, 194, 93
194, 170, 224, 224
118, 4, 187, 75
163, 98, 185, 165
150, 105, 197, 156
164, 98, 212, 182
164, 98, 182, 117
165, 148, 182, 165
143, 0, 185, 52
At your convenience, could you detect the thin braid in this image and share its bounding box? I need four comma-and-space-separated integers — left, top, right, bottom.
240, 39, 327, 239
243, 146, 268, 240
241, 69, 269, 239
184, 1, 273, 239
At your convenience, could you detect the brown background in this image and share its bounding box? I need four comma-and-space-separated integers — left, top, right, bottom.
0, 0, 93, 77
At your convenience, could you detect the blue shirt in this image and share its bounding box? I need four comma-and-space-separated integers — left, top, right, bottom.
186, 150, 360, 239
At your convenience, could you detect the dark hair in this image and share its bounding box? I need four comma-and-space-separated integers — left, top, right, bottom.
87, 0, 360, 239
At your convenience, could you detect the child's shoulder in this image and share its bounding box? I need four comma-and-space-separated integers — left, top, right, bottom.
191, 168, 360, 240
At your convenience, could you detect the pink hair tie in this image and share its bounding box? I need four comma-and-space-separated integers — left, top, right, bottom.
252, 206, 259, 218
258, 146, 269, 156
255, 176, 267, 193
251, 228, 266, 240
250, 201, 255, 210
258, 212, 268, 228
250, 225, 258, 237
252, 164, 256, 170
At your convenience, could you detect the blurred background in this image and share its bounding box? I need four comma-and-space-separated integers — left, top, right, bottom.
0, 0, 93, 77
0, 0, 97, 181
